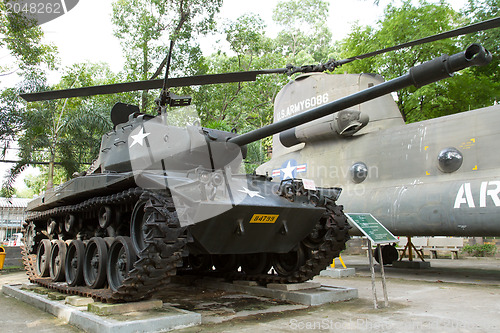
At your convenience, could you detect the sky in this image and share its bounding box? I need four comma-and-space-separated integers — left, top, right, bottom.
0, 0, 469, 193
2, 0, 469, 85
37, 0, 388, 77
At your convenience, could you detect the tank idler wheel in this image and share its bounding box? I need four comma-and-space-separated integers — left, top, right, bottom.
107, 236, 137, 292
241, 253, 272, 274
272, 245, 306, 277
212, 254, 240, 273
84, 237, 108, 289
35, 239, 51, 277
65, 240, 86, 286
130, 199, 148, 254
49, 240, 67, 282
188, 254, 212, 272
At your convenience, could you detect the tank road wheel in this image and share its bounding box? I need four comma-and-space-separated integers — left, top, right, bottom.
84, 237, 108, 289
35, 239, 51, 277
241, 253, 272, 274
188, 254, 212, 272
212, 254, 240, 273
65, 240, 86, 286
272, 245, 307, 277
49, 240, 67, 282
107, 236, 137, 292
131, 199, 148, 254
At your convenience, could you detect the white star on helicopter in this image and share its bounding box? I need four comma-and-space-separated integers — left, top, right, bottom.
129, 127, 150, 148
239, 187, 264, 199
281, 161, 296, 180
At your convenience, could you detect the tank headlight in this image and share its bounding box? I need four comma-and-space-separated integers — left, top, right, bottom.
199, 171, 210, 184
212, 172, 224, 186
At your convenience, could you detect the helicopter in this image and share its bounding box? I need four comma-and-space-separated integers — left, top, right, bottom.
256, 17, 500, 263
17, 17, 498, 301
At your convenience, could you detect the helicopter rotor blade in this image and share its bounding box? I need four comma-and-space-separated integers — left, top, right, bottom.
19, 17, 499, 102
19, 69, 284, 102
336, 16, 500, 66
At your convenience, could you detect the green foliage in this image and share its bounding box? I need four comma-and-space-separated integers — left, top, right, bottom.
338, 0, 497, 122
112, 0, 223, 112
462, 243, 497, 257
3, 0, 499, 195
0, 7, 57, 74
2, 62, 116, 194
273, 0, 334, 63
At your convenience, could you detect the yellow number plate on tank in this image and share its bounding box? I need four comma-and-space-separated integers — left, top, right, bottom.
249, 214, 279, 223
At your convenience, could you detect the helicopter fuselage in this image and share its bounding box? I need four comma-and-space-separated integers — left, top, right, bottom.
258, 73, 500, 237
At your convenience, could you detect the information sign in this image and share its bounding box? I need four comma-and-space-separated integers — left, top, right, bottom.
345, 213, 398, 244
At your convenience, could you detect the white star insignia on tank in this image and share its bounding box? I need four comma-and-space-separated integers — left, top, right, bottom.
129, 127, 150, 148
239, 187, 264, 199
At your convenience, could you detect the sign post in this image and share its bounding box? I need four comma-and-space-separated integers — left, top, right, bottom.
345, 213, 398, 309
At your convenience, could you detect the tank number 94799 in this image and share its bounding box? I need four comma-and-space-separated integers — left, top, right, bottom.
249, 214, 279, 223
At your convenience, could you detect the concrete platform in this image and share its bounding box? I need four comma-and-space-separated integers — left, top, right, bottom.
320, 267, 356, 278
392, 260, 431, 269
2, 284, 201, 333
196, 278, 358, 306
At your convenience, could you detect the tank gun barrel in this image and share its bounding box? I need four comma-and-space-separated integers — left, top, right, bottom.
229, 44, 492, 147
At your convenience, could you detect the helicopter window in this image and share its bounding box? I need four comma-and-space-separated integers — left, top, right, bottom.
350, 162, 368, 183
437, 147, 463, 173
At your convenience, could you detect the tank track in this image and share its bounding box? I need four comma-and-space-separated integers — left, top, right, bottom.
22, 189, 350, 302
22, 188, 186, 303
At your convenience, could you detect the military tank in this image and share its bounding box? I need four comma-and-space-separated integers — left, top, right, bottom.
20, 42, 491, 303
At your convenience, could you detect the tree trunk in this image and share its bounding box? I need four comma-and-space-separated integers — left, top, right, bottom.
46, 150, 55, 190
141, 40, 149, 112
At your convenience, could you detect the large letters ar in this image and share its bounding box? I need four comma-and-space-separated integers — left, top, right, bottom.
454, 181, 500, 208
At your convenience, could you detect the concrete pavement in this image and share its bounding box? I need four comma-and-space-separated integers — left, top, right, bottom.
1, 255, 499, 332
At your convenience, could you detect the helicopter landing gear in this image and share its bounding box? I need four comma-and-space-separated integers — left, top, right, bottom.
374, 244, 399, 265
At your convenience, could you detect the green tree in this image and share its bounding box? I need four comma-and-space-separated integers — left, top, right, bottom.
272, 0, 335, 63
1, 3, 58, 155
0, 4, 57, 79
111, 0, 223, 112
337, 0, 495, 122
193, 13, 289, 171
3, 63, 116, 194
